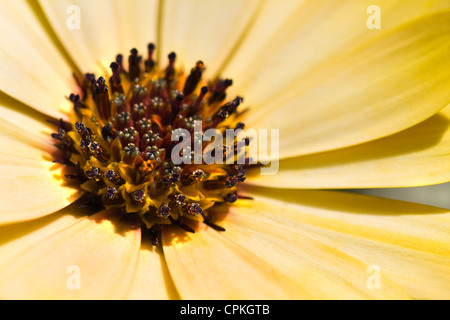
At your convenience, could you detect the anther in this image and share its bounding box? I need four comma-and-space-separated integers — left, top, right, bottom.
201, 212, 226, 232
224, 192, 238, 203
75, 122, 90, 140
85, 167, 100, 181
181, 168, 206, 185
106, 187, 118, 200
166, 52, 176, 81
186, 203, 203, 216
69, 93, 86, 115
51, 127, 67, 142
183, 60, 205, 97
84, 73, 96, 91
128, 48, 141, 81
101, 124, 117, 143
172, 193, 186, 206
191, 86, 208, 115
161, 162, 181, 184
169, 216, 195, 233
133, 189, 145, 202
235, 122, 245, 130
88, 141, 109, 162
171, 92, 184, 119
94, 77, 112, 120
109, 62, 123, 94
105, 169, 124, 185
209, 96, 243, 128
208, 79, 233, 104
116, 54, 124, 73
145, 43, 155, 72
158, 204, 171, 218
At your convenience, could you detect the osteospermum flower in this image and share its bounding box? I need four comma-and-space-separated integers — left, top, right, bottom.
0, 0, 449, 299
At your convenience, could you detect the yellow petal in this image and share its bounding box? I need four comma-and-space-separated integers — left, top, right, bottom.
0, 0, 74, 118
248, 104, 450, 188
39, 0, 159, 74
214, 205, 409, 299
0, 203, 86, 271
242, 11, 450, 160
226, 0, 450, 113
215, 0, 307, 77
0, 93, 55, 140
162, 223, 311, 299
0, 119, 82, 224
160, 0, 262, 78
126, 241, 180, 300
0, 209, 141, 299
237, 186, 450, 299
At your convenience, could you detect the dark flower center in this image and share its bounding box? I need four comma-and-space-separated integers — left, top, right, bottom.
51, 43, 253, 244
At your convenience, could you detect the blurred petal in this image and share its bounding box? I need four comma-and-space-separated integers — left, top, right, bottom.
0, 118, 81, 224
238, 186, 450, 299
226, 0, 450, 113
0, 209, 141, 299
160, 0, 262, 78
214, 206, 409, 299
248, 104, 450, 188
244, 11, 450, 159
126, 242, 180, 300
0, 92, 55, 139
0, 203, 86, 271
0, 0, 74, 118
215, 0, 307, 77
39, 0, 159, 74
162, 223, 311, 299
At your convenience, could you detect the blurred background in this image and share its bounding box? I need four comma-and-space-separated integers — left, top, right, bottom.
346, 182, 450, 209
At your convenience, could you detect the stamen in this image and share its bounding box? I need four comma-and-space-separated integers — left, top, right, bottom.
208, 79, 233, 104
158, 204, 171, 218
109, 62, 123, 94
201, 212, 226, 232
166, 52, 176, 82
186, 203, 203, 216
133, 189, 145, 202
116, 54, 124, 73
191, 85, 208, 115
106, 187, 118, 200
94, 77, 111, 120
128, 48, 141, 81
169, 216, 195, 233
183, 61, 205, 97
145, 43, 156, 72
69, 93, 86, 115
85, 167, 100, 181
224, 192, 238, 203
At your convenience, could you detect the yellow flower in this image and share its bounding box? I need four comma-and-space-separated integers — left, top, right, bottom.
0, 0, 449, 300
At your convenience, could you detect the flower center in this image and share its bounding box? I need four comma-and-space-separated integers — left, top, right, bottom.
52, 44, 252, 244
